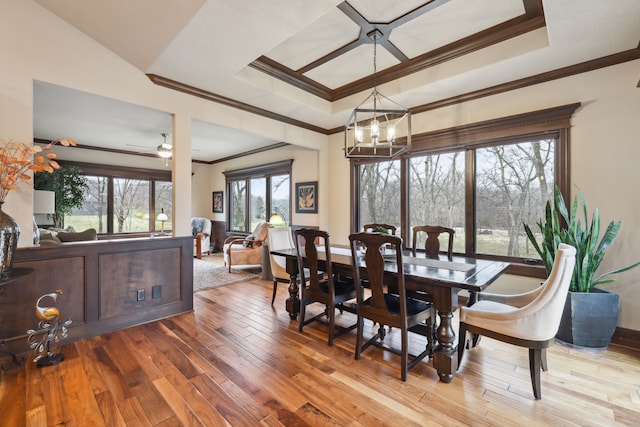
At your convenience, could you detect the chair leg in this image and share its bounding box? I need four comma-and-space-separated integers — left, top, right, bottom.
457, 323, 468, 370
541, 348, 548, 371
298, 301, 307, 332
529, 348, 543, 400
355, 316, 364, 360
327, 304, 336, 346
271, 279, 278, 305
401, 327, 408, 382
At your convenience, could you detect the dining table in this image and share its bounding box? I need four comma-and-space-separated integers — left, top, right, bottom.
270, 245, 510, 383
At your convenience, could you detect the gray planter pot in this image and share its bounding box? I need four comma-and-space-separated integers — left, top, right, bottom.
556, 289, 619, 350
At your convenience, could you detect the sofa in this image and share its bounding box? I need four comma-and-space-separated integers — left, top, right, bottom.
39, 227, 98, 245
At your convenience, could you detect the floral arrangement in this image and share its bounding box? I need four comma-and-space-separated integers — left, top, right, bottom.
0, 138, 76, 203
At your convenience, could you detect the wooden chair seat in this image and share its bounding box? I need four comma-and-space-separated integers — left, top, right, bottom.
348, 232, 435, 381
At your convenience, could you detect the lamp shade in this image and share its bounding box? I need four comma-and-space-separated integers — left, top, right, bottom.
157, 208, 169, 222
269, 214, 285, 226
33, 190, 55, 214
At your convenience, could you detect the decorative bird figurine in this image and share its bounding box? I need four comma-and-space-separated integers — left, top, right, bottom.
35, 290, 62, 321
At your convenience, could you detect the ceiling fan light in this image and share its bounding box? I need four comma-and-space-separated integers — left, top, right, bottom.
157, 142, 172, 158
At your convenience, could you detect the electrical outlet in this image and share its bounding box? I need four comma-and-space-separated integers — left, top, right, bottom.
152, 285, 162, 298
137, 289, 145, 301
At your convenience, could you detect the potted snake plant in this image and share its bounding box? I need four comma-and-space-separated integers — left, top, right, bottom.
524, 186, 640, 349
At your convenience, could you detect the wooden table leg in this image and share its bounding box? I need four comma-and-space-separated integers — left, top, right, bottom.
284, 258, 300, 320
432, 290, 459, 383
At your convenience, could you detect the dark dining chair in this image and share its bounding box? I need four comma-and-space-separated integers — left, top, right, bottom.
457, 243, 576, 400
294, 228, 357, 346
363, 223, 397, 235
348, 232, 435, 381
411, 225, 455, 259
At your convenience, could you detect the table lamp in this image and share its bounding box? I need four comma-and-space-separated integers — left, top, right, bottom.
157, 208, 169, 234
269, 214, 285, 227
33, 190, 55, 245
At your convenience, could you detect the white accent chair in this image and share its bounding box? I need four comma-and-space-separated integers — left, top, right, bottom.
458, 243, 576, 400
191, 217, 212, 259
267, 226, 295, 305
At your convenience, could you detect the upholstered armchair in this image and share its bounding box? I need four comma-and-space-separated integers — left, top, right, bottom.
457, 243, 576, 400
191, 217, 212, 259
223, 222, 271, 272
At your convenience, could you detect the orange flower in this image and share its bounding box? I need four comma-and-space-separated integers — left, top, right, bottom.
0, 138, 77, 203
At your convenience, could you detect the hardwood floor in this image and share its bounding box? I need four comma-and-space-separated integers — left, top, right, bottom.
1, 277, 639, 426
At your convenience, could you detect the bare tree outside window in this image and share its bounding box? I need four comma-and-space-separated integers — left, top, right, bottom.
113, 178, 150, 232
476, 139, 554, 257
230, 180, 247, 231
409, 152, 465, 251
359, 160, 401, 232
68, 175, 108, 232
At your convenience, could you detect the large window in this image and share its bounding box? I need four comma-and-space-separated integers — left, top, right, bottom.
224, 160, 292, 233
409, 151, 465, 252
352, 104, 577, 272
64, 162, 172, 234
359, 160, 401, 232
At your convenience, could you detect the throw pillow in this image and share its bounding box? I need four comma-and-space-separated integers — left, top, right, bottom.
242, 234, 255, 248
57, 228, 98, 242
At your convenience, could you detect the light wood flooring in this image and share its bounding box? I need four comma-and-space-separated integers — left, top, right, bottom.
1, 276, 640, 426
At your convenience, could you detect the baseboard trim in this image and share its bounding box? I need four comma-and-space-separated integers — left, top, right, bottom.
611, 327, 640, 350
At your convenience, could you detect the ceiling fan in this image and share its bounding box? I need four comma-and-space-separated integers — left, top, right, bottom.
125, 133, 173, 165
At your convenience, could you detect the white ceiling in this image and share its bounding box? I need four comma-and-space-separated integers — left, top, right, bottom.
31, 0, 640, 163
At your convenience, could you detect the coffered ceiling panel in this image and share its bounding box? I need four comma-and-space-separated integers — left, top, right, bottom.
29, 0, 640, 163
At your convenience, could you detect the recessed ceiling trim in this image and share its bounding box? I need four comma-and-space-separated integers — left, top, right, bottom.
146, 74, 329, 135
209, 142, 290, 165
327, 47, 640, 134
148, 49, 640, 138
250, 3, 545, 103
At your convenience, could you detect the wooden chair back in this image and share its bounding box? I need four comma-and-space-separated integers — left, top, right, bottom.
412, 225, 454, 259
363, 223, 397, 235
348, 232, 406, 327
294, 228, 333, 304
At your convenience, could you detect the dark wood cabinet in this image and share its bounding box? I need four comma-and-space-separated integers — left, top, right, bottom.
0, 237, 193, 357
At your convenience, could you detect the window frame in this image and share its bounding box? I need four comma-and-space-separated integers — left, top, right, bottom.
223, 160, 293, 233
60, 161, 172, 235
350, 103, 579, 278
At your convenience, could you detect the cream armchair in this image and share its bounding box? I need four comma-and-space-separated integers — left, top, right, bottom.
223, 222, 271, 272
267, 226, 295, 304
191, 217, 212, 259
457, 243, 576, 400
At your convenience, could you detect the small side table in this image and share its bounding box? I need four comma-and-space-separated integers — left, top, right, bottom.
1, 268, 34, 370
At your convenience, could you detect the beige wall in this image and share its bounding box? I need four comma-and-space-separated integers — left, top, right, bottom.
3, 0, 639, 330
1, 0, 325, 243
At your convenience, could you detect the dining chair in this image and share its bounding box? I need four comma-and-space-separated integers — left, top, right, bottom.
348, 232, 435, 381
411, 225, 455, 259
294, 228, 357, 346
267, 226, 295, 305
457, 243, 576, 400
363, 223, 397, 235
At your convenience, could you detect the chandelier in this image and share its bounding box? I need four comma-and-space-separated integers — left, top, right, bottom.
345, 29, 411, 159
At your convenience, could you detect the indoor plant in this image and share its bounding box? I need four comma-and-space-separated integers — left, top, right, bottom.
524, 186, 640, 348
0, 138, 76, 276
34, 165, 87, 228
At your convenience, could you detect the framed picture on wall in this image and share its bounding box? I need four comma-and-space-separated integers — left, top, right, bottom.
212, 191, 223, 213
295, 181, 317, 213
